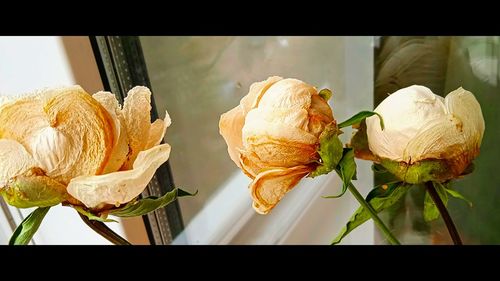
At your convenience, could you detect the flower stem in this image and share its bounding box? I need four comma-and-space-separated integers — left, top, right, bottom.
78, 213, 132, 245
347, 182, 401, 245
425, 182, 463, 245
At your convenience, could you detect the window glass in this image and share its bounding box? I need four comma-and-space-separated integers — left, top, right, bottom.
374, 36, 500, 244
140, 36, 375, 244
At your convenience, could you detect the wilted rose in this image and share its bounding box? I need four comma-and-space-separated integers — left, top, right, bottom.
0, 86, 171, 210
219, 76, 336, 214
365, 85, 485, 183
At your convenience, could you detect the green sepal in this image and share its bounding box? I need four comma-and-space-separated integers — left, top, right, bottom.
309, 123, 343, 178
0, 168, 67, 208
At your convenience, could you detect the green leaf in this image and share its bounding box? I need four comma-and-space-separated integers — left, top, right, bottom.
332, 183, 409, 245
445, 188, 473, 208
423, 182, 448, 222
71, 205, 117, 223
322, 148, 357, 198
109, 188, 197, 217
338, 111, 384, 130
318, 88, 333, 101
9, 207, 50, 245
309, 123, 343, 178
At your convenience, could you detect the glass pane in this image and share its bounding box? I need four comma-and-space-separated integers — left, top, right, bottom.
374, 36, 500, 244
140, 36, 376, 244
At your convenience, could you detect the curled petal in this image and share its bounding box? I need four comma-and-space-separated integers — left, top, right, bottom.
258, 78, 316, 110
250, 166, 311, 214
145, 110, 171, 150
404, 116, 464, 163
0, 139, 37, 187
240, 76, 283, 114
67, 143, 171, 209
219, 105, 246, 168
93, 91, 129, 173
120, 86, 153, 170
445, 87, 485, 149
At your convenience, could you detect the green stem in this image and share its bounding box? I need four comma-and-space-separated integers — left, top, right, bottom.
78, 213, 132, 245
347, 182, 401, 245
426, 182, 463, 245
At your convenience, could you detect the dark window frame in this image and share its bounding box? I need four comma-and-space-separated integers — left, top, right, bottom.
90, 36, 184, 245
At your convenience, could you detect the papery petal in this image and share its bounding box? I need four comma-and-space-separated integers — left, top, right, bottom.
219, 105, 246, 168
404, 115, 463, 163
145, 111, 171, 150
93, 91, 129, 173
308, 94, 335, 137
445, 87, 485, 148
0, 86, 115, 184
67, 143, 171, 209
240, 76, 283, 114
250, 166, 311, 214
242, 108, 318, 167
258, 78, 316, 110
0, 139, 37, 187
120, 86, 152, 170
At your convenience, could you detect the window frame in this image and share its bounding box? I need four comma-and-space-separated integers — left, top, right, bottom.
90, 36, 184, 245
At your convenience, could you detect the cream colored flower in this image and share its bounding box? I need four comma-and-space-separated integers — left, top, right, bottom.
0, 85, 171, 209
219, 76, 335, 214
365, 85, 485, 182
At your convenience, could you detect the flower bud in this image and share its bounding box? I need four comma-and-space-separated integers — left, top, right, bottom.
365, 85, 485, 183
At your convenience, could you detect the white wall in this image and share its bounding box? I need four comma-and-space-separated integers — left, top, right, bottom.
0, 36, 126, 244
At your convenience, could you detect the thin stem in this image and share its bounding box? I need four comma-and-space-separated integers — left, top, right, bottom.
426, 182, 463, 245
78, 213, 132, 245
347, 182, 401, 245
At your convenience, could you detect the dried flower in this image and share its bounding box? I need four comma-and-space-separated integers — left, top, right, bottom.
0, 86, 171, 209
219, 76, 336, 214
365, 85, 485, 183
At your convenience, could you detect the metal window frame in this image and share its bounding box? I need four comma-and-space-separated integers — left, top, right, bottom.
89, 36, 184, 245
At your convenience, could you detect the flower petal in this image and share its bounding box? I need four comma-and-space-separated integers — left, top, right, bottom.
144, 110, 171, 150
242, 108, 318, 167
0, 139, 37, 187
258, 78, 316, 110
120, 86, 153, 170
92, 91, 129, 173
404, 116, 463, 163
240, 76, 282, 114
0, 86, 115, 184
219, 105, 246, 168
250, 166, 311, 214
445, 87, 485, 149
67, 143, 171, 209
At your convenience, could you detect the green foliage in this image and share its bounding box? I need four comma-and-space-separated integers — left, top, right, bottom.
9, 207, 50, 245
332, 183, 408, 245
338, 111, 384, 130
